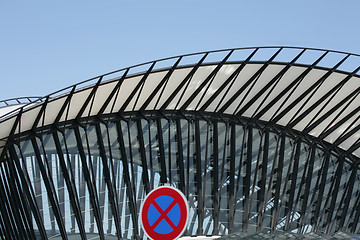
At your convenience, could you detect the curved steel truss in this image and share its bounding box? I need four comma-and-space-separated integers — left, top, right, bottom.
2, 113, 360, 239
1, 114, 360, 239
1, 47, 360, 160
1, 47, 360, 239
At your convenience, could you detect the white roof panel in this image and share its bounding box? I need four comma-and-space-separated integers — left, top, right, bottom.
149, 67, 193, 110
1, 47, 360, 160
220, 64, 263, 114
88, 80, 119, 116
239, 64, 285, 117
259, 66, 306, 121
114, 75, 142, 112
133, 71, 168, 111
196, 64, 241, 111
175, 65, 217, 110
42, 97, 67, 127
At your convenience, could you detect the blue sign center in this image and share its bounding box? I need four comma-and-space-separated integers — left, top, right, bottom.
147, 195, 181, 235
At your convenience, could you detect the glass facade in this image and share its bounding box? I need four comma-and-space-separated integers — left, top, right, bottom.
1, 113, 359, 239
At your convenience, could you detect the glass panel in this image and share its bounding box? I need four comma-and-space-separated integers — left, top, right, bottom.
5, 115, 360, 238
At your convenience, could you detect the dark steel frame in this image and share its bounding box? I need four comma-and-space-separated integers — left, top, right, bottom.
1, 47, 360, 239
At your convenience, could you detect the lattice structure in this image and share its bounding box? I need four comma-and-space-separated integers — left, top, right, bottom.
1, 47, 360, 239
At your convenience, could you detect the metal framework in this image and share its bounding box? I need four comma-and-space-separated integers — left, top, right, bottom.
0, 97, 43, 108
1, 47, 360, 239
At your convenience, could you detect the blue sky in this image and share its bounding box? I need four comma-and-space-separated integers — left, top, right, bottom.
1, 1, 359, 100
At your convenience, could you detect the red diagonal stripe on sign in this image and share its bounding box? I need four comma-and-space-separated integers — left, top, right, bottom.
150, 199, 178, 231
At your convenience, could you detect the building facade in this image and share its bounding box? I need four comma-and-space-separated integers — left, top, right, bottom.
1, 47, 360, 239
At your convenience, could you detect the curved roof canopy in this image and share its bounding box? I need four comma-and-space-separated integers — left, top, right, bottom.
1, 47, 360, 160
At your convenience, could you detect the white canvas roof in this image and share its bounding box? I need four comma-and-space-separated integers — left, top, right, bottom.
1, 47, 360, 159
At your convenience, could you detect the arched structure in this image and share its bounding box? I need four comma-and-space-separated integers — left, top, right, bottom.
1, 47, 360, 239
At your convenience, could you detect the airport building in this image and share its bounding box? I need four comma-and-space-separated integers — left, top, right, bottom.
1, 47, 360, 239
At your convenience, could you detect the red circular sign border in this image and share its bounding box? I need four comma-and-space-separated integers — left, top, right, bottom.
140, 186, 189, 240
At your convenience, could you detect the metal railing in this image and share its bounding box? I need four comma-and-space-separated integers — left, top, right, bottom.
0, 97, 44, 108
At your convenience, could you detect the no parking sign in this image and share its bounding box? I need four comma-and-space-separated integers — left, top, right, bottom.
140, 186, 189, 240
